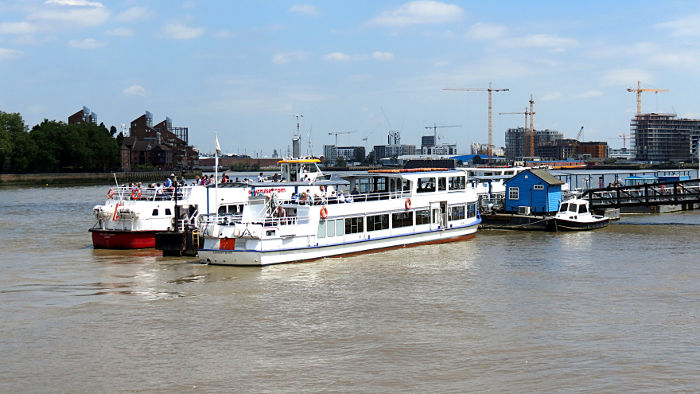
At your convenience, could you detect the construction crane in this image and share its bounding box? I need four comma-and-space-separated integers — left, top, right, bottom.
328, 130, 355, 146
571, 126, 584, 159
627, 81, 668, 115
499, 109, 535, 157
618, 133, 629, 149
443, 82, 509, 163
361, 131, 375, 151
424, 123, 461, 141
528, 95, 536, 157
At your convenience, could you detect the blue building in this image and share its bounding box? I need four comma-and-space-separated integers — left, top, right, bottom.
504, 169, 565, 214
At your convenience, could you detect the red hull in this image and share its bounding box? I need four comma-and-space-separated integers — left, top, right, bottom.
90, 228, 158, 249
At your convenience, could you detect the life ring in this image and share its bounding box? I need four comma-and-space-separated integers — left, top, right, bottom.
131, 188, 141, 200
405, 198, 411, 210
107, 188, 115, 198
320, 205, 328, 219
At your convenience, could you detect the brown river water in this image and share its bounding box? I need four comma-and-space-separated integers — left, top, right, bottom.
1, 184, 699, 392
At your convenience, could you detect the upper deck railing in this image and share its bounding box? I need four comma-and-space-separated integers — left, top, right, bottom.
107, 185, 194, 201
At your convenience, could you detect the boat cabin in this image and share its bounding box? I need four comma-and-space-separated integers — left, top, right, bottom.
278, 158, 328, 182
504, 169, 565, 214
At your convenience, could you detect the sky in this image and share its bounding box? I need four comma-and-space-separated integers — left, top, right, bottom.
2, 0, 700, 157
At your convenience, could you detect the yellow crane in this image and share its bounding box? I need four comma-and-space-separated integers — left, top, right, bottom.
443, 82, 509, 163
626, 81, 668, 115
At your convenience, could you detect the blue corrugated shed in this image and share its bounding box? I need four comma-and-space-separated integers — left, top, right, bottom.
504, 169, 564, 213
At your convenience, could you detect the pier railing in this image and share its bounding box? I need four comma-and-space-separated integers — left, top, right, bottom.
581, 179, 700, 209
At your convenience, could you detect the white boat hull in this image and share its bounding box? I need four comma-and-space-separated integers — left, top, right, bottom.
199, 223, 479, 266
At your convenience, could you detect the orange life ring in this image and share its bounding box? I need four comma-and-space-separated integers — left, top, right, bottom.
131, 188, 141, 200
405, 198, 411, 210
320, 205, 328, 219
107, 188, 115, 198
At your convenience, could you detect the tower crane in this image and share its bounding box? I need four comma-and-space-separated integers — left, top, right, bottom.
424, 123, 461, 141
499, 109, 534, 157
627, 81, 668, 115
618, 133, 629, 149
328, 130, 355, 146
361, 130, 375, 151
443, 82, 509, 163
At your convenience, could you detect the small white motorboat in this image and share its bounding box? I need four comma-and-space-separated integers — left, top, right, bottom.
552, 198, 609, 231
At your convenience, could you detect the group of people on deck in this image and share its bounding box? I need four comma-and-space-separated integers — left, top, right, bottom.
290, 187, 360, 206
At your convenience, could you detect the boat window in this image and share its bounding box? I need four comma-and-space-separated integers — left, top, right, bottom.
402, 179, 412, 192
417, 177, 436, 193
165, 208, 172, 216
449, 176, 465, 190
317, 221, 326, 238
336, 220, 344, 236
373, 177, 387, 193
438, 177, 447, 191
568, 204, 578, 213
367, 214, 389, 231
392, 211, 413, 228
578, 204, 588, 214
345, 217, 364, 234
415, 209, 430, 225
152, 209, 158, 216
449, 205, 465, 221
508, 187, 519, 200
327, 219, 336, 237
467, 203, 476, 218
357, 178, 371, 194
559, 203, 568, 212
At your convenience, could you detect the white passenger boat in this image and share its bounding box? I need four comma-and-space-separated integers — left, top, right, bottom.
552, 198, 610, 231
90, 159, 337, 249
197, 168, 481, 266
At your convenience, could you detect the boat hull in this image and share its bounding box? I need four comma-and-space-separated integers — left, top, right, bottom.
199, 224, 478, 266
90, 228, 159, 249
552, 217, 609, 231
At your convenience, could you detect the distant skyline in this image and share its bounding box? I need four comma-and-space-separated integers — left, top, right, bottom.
2, 1, 700, 156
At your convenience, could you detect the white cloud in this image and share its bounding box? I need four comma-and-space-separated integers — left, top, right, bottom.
289, 4, 319, 16
367, 1, 463, 27
45, 0, 104, 7
466, 22, 507, 40
273, 51, 308, 64
28, 7, 110, 28
115, 6, 150, 22
500, 34, 577, 49
0, 21, 38, 35
371, 51, 394, 61
655, 14, 700, 37
324, 51, 350, 62
67, 37, 104, 49
540, 91, 562, 102
0, 48, 23, 61
601, 68, 653, 87
214, 29, 235, 39
105, 27, 132, 37
123, 84, 146, 96
160, 23, 204, 40
573, 90, 603, 99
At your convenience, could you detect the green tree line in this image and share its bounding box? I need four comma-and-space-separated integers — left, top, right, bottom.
0, 111, 122, 173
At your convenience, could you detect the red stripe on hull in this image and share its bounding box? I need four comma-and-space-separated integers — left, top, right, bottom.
90, 229, 158, 249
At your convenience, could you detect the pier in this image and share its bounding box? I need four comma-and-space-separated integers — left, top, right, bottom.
581, 179, 700, 211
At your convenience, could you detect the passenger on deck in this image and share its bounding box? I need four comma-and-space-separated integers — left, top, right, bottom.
338, 191, 346, 203
257, 172, 265, 182
328, 191, 338, 204
165, 174, 173, 188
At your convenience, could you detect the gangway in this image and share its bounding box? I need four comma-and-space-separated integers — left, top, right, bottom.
581, 179, 700, 210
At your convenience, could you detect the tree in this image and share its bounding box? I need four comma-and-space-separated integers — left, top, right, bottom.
335, 156, 347, 167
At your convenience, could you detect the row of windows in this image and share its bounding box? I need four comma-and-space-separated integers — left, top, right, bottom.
417, 176, 466, 193
317, 204, 477, 239
509, 185, 545, 200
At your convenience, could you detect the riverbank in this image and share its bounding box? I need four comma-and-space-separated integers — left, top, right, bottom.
0, 170, 203, 187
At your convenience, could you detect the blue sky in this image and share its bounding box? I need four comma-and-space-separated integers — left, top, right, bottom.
2, 1, 700, 156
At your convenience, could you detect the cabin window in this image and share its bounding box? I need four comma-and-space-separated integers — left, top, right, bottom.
327, 219, 336, 237
449, 205, 465, 221
345, 217, 364, 234
509, 187, 519, 200
417, 177, 436, 193
578, 204, 588, 214
357, 178, 371, 194
373, 177, 387, 193
438, 177, 447, 191
392, 211, 413, 228
559, 203, 568, 212
317, 221, 327, 238
449, 176, 465, 190
218, 204, 243, 215
467, 203, 476, 218
336, 220, 344, 236
533, 184, 544, 190
165, 208, 172, 216
152, 209, 158, 216
367, 214, 389, 231
402, 179, 412, 192
415, 209, 430, 225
